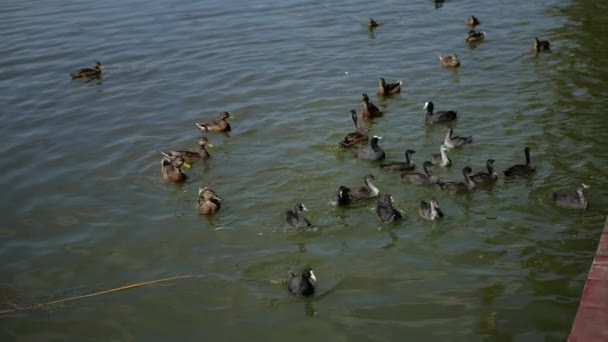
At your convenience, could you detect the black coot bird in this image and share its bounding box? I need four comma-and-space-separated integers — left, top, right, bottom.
503, 147, 535, 177
376, 194, 402, 223
424, 101, 457, 123
288, 267, 316, 297
401, 161, 439, 185
438, 166, 475, 192
552, 184, 589, 209
353, 135, 385, 161
419, 200, 444, 220
471, 159, 498, 184
285, 203, 312, 228
381, 149, 416, 172
329, 186, 352, 206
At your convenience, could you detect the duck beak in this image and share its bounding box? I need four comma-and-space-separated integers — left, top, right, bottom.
206, 143, 214, 148
182, 162, 192, 169
229, 114, 236, 119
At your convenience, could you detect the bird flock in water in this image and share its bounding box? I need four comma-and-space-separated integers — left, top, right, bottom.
70, 15, 589, 298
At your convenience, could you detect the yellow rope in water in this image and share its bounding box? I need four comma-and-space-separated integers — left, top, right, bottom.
0, 274, 192, 315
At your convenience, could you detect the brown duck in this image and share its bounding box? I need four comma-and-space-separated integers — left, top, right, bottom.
163, 138, 213, 164
340, 110, 368, 148
532, 37, 550, 52
377, 78, 403, 96
196, 112, 234, 133
465, 30, 485, 43
161, 154, 190, 182
70, 61, 103, 79
439, 54, 460, 68
465, 16, 480, 27
358, 93, 383, 119
197, 187, 223, 214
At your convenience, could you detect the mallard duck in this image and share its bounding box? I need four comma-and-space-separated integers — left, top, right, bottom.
340, 110, 368, 148
381, 149, 416, 172
377, 78, 402, 96
471, 159, 498, 184
161, 154, 190, 182
438, 166, 475, 192
195, 112, 233, 133
285, 203, 312, 229
465, 15, 480, 27
349, 174, 380, 200
162, 138, 213, 164
532, 37, 551, 52
401, 161, 439, 185
465, 30, 486, 43
443, 128, 472, 149
376, 194, 402, 223
70, 61, 103, 79
552, 184, 589, 210
288, 267, 316, 297
430, 145, 452, 167
197, 187, 223, 214
503, 147, 535, 177
358, 93, 383, 119
368, 18, 379, 28
424, 101, 457, 123
353, 135, 385, 161
419, 200, 443, 220
439, 54, 460, 68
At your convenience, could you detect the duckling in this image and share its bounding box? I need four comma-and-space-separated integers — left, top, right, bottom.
340, 110, 368, 148
424, 101, 457, 123
358, 93, 383, 120
503, 147, 535, 177
439, 54, 460, 68
195, 112, 233, 133
552, 184, 589, 210
353, 135, 385, 161
419, 200, 444, 220
197, 187, 223, 214
288, 267, 316, 297
285, 203, 312, 229
377, 78, 402, 97
430, 145, 452, 167
349, 174, 380, 200
329, 186, 352, 207
381, 149, 416, 172
465, 30, 486, 43
438, 166, 475, 192
471, 159, 498, 184
376, 194, 402, 223
163, 138, 213, 164
70, 61, 103, 79
532, 37, 551, 52
368, 18, 379, 28
401, 161, 439, 185
465, 15, 480, 27
443, 128, 473, 149
160, 154, 190, 182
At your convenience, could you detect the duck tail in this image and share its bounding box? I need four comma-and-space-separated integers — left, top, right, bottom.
195, 122, 210, 132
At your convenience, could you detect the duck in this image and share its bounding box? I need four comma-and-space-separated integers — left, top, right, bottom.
443, 128, 473, 149
503, 147, 535, 177
329, 186, 352, 207
419, 200, 444, 221
439, 54, 460, 68
438, 166, 475, 192
465, 15, 480, 27
465, 30, 486, 43
552, 184, 589, 210
532, 37, 551, 52
340, 110, 368, 148
288, 267, 316, 297
376, 194, 402, 223
195, 112, 233, 133
377, 78, 402, 97
197, 187, 223, 214
162, 138, 213, 164
424, 101, 457, 123
401, 161, 439, 185
160, 154, 190, 182
358, 93, 383, 119
471, 159, 498, 184
353, 135, 385, 161
285, 203, 312, 229
381, 149, 416, 172
430, 145, 452, 167
349, 174, 380, 200
368, 18, 379, 28
70, 61, 103, 79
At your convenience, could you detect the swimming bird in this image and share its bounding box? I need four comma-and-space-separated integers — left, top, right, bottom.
552, 184, 589, 210
443, 128, 472, 149
465, 15, 480, 27
466, 30, 486, 43
358, 93, 383, 120
419, 200, 444, 220
197, 187, 223, 214
424, 101, 457, 123
471, 159, 498, 184
368, 18, 379, 28
381, 149, 416, 172
401, 161, 439, 185
532, 37, 551, 52
349, 174, 380, 200
438, 166, 475, 192
377, 78, 402, 97
439, 54, 460, 68
330, 186, 352, 207
340, 110, 368, 148
160, 154, 190, 182
70, 61, 103, 79
285, 203, 312, 228
195, 112, 233, 133
162, 138, 213, 164
288, 267, 316, 297
353, 135, 385, 161
503, 147, 535, 177
430, 145, 452, 167
376, 194, 402, 223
